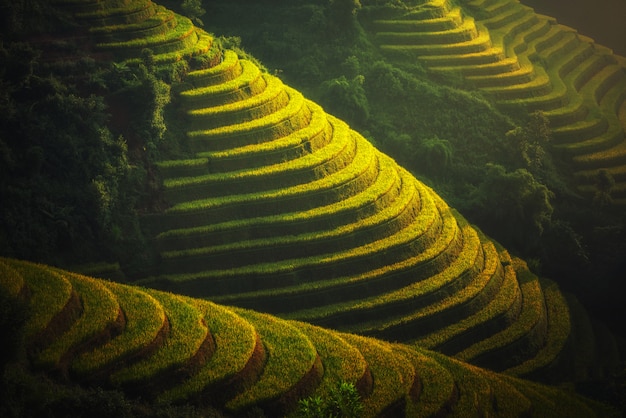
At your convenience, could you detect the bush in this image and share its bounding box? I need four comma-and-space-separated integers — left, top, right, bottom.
466, 164, 554, 252
297, 381, 363, 418
319, 75, 369, 126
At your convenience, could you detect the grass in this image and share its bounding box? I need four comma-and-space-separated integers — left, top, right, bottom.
186, 87, 312, 152
455, 258, 547, 370
35, 272, 121, 370
376, 17, 478, 46
160, 139, 413, 269
427, 351, 496, 417
411, 258, 521, 353
500, 17, 552, 60
293, 321, 370, 397
88, 7, 175, 40
110, 289, 208, 388
71, 281, 166, 378
275, 198, 451, 323
163, 106, 349, 200
538, 32, 580, 67
339, 334, 413, 418
155, 149, 397, 250
154, 164, 447, 295
157, 133, 379, 225
155, 162, 400, 268
96, 14, 196, 53
153, 30, 213, 65
0, 258, 614, 416
482, 69, 551, 100
396, 345, 456, 418
187, 76, 290, 130
186, 49, 243, 87
480, 4, 530, 31
315, 223, 479, 336
500, 375, 607, 418
373, 7, 463, 33
192, 99, 333, 171
380, 23, 492, 56
474, 369, 533, 417
467, 63, 535, 88
179, 59, 265, 105
11, 260, 75, 343
75, 0, 154, 21
224, 308, 320, 414
417, 46, 505, 66
560, 70, 626, 157
432, 55, 519, 75
342, 233, 499, 341
504, 278, 571, 378
157, 298, 260, 405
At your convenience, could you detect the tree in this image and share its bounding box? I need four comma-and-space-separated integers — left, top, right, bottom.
181, 0, 206, 27
416, 135, 453, 178
505, 111, 551, 174
469, 164, 554, 251
328, 0, 362, 31
319, 75, 369, 126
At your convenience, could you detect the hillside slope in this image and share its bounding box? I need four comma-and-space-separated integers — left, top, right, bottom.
0, 257, 618, 417
363, 0, 626, 204
39, 0, 623, 384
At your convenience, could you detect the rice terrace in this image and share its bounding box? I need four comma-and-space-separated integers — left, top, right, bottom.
0, 0, 625, 417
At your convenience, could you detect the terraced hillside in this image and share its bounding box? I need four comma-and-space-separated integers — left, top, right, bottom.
0, 257, 616, 417
42, 0, 623, 385
50, 0, 215, 66
364, 0, 626, 204
159, 32, 582, 379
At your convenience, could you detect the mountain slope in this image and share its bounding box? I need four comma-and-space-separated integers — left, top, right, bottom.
0, 257, 616, 417
39, 0, 623, 384
363, 0, 626, 204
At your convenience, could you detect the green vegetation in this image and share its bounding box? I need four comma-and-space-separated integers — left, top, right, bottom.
0, 258, 619, 418
296, 381, 363, 418
0, 0, 625, 415
71, 281, 166, 378
35, 272, 121, 371
109, 289, 208, 388
195, 0, 626, 352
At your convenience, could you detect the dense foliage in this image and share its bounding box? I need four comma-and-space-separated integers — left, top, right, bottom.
0, 14, 178, 273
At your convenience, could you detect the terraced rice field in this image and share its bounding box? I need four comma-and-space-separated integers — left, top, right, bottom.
43, 0, 621, 396
51, 0, 216, 65
133, 39, 582, 382
0, 258, 612, 417
365, 0, 626, 205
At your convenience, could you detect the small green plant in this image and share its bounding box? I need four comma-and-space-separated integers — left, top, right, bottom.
297, 381, 363, 418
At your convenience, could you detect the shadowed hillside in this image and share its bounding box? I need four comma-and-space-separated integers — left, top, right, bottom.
0, 257, 618, 417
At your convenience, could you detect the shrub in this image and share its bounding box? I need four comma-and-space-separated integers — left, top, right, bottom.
319, 75, 369, 126
181, 0, 206, 27
297, 381, 363, 418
